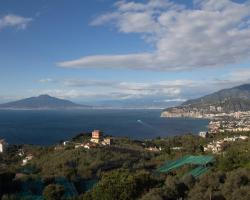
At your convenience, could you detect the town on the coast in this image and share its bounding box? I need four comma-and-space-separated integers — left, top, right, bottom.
161, 108, 250, 154
162, 107, 250, 133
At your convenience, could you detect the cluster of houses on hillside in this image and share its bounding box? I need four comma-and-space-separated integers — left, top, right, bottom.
0, 139, 34, 166
204, 135, 248, 154
198, 111, 250, 137
208, 120, 250, 134
207, 111, 250, 134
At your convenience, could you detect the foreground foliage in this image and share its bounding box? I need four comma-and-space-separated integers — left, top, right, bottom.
0, 132, 249, 199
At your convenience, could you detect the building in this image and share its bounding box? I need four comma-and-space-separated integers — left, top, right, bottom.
204, 142, 224, 154
63, 141, 70, 146
22, 154, 33, 166
102, 138, 113, 146
74, 143, 84, 149
90, 130, 103, 144
171, 147, 183, 150
83, 143, 90, 149
209, 106, 216, 112
217, 106, 222, 112
199, 131, 209, 138
83, 142, 97, 149
18, 149, 25, 156
208, 121, 221, 133
0, 139, 7, 153
145, 146, 161, 152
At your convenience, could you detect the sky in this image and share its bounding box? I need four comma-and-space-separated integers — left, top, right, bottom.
0, 0, 250, 106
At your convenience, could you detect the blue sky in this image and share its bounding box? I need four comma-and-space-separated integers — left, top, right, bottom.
0, 0, 250, 105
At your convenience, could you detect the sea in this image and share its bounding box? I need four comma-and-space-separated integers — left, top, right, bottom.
0, 109, 209, 146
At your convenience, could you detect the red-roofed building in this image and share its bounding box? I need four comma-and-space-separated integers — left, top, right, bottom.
90, 130, 103, 144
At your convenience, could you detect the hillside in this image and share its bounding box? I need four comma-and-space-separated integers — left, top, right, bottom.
0, 94, 90, 109
162, 84, 250, 117
183, 84, 250, 109
0, 133, 249, 200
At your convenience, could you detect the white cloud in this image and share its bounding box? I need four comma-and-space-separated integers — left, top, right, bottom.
38, 68, 250, 101
58, 0, 250, 71
58, 53, 157, 70
154, 98, 187, 103
0, 14, 32, 30
38, 78, 190, 100
38, 89, 92, 100
63, 79, 117, 87
228, 68, 250, 82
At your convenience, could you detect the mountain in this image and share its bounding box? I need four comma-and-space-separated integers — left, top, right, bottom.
183, 84, 250, 107
0, 95, 90, 109
161, 84, 250, 117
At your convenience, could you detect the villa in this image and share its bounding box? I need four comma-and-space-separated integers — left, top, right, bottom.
90, 130, 103, 144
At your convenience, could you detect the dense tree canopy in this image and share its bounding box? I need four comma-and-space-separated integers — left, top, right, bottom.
82, 170, 157, 200
43, 184, 65, 200
0, 132, 249, 199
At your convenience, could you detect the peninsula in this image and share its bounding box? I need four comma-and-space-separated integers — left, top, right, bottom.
161, 84, 250, 134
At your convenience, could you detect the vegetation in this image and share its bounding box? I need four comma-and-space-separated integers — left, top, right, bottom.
82, 170, 157, 200
43, 184, 65, 200
0, 132, 249, 199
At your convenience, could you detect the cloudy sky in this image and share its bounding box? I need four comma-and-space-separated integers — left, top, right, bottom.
0, 0, 250, 106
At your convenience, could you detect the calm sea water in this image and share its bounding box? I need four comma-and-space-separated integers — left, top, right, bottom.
0, 109, 209, 145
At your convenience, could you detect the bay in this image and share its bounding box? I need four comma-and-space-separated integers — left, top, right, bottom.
0, 109, 209, 145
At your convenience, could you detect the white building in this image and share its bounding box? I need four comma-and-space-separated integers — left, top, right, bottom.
0, 139, 7, 153
101, 138, 113, 146
22, 154, 33, 166
199, 131, 209, 138
63, 141, 70, 146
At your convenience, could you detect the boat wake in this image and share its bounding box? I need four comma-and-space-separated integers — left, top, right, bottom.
137, 119, 162, 132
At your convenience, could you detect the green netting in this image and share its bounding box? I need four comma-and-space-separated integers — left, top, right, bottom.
187, 166, 211, 178
157, 155, 214, 174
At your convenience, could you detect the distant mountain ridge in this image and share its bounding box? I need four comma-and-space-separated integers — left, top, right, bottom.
162, 84, 250, 117
182, 84, 250, 112
0, 95, 90, 109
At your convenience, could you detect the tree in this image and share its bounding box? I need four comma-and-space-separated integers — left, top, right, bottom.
230, 186, 250, 200
188, 172, 226, 200
86, 170, 157, 200
43, 184, 65, 200
164, 176, 188, 199
222, 168, 250, 200
1, 194, 18, 200
0, 172, 16, 197
182, 175, 196, 190
140, 188, 164, 200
